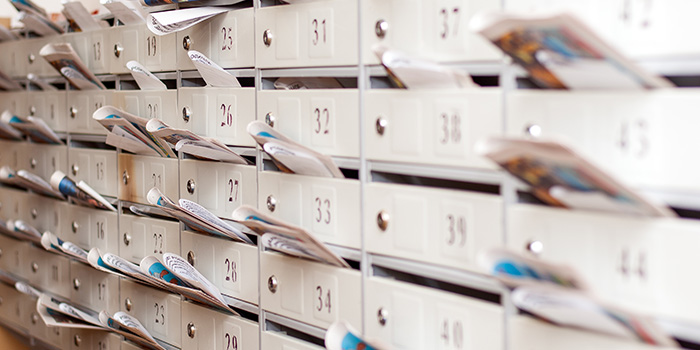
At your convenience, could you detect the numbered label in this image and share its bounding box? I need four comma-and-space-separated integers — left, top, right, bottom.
312, 271, 338, 322
439, 201, 472, 259
216, 95, 237, 139
96, 219, 106, 241
97, 281, 107, 301
310, 98, 336, 148
437, 305, 468, 350
434, 0, 465, 53
153, 302, 165, 327
222, 250, 241, 292
224, 170, 243, 212
149, 163, 166, 193
311, 185, 336, 236
146, 35, 158, 57
221, 26, 234, 51
152, 226, 166, 255
222, 322, 242, 350
308, 8, 334, 58
434, 101, 467, 157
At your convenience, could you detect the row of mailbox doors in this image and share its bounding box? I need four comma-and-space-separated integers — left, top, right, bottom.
5, 0, 700, 77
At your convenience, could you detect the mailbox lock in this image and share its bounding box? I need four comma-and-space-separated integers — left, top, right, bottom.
123, 233, 132, 246
28, 53, 35, 64
31, 208, 38, 219
376, 210, 390, 231
186, 179, 196, 194
31, 313, 38, 325
30, 157, 37, 169
375, 20, 389, 39
122, 170, 129, 185
124, 297, 133, 311
267, 275, 278, 293
71, 164, 79, 176
375, 117, 388, 136
74, 334, 82, 347
265, 112, 275, 127
525, 124, 542, 138
73, 278, 81, 290
526, 240, 544, 256
266, 195, 277, 212
31, 262, 38, 273
263, 29, 273, 46
114, 43, 123, 58
182, 106, 191, 123
377, 307, 388, 326
187, 322, 196, 338
71, 221, 79, 233
186, 251, 196, 266
183, 36, 192, 50
70, 106, 78, 119
29, 105, 36, 116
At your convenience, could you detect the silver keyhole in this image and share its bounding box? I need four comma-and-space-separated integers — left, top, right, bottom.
183, 36, 192, 50
377, 211, 389, 231
263, 29, 273, 46
526, 240, 544, 256
266, 195, 277, 212
525, 124, 542, 138
123, 233, 131, 246
71, 164, 79, 176
29, 106, 36, 116
187, 251, 196, 266
268, 275, 278, 293
30, 158, 36, 169
375, 20, 389, 38
114, 43, 123, 58
265, 112, 275, 127
122, 171, 129, 185
70, 106, 78, 119
74, 335, 82, 347
31, 208, 37, 219
377, 307, 388, 325
73, 278, 81, 290
182, 106, 191, 123
31, 313, 38, 324
124, 297, 132, 311
28, 53, 35, 64
31, 262, 38, 273
186, 179, 196, 194
376, 117, 388, 135
71, 221, 79, 233
187, 322, 196, 338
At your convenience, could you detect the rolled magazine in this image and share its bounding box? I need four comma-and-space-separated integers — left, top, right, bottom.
50, 170, 117, 211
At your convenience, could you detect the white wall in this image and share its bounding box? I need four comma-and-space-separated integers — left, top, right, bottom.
0, 0, 104, 22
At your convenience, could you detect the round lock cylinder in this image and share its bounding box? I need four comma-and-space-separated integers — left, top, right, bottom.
123, 233, 132, 246
182, 106, 191, 123
124, 297, 132, 311
266, 195, 277, 212
376, 211, 390, 231
263, 29, 273, 46
187, 251, 196, 266
187, 179, 196, 194
265, 112, 275, 127
375, 20, 389, 38
268, 275, 278, 293
376, 117, 388, 135
377, 307, 388, 326
114, 43, 123, 58
187, 322, 196, 338
183, 36, 192, 50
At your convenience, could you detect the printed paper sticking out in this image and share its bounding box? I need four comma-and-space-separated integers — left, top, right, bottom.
146, 7, 228, 35
2, 112, 63, 144
50, 170, 117, 211
374, 46, 476, 89
188, 50, 241, 87
18, 11, 63, 36
104, 0, 147, 25
27, 73, 57, 91
62, 1, 101, 32
326, 321, 385, 350
273, 77, 343, 90
470, 12, 673, 89
93, 106, 175, 158
126, 61, 167, 90
40, 43, 105, 90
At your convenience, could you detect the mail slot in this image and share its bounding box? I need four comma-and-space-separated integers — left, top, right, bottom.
362, 0, 501, 64
256, 0, 359, 68
61, 203, 119, 255
66, 90, 114, 135
119, 214, 180, 264
120, 279, 182, 347
260, 251, 361, 329
257, 89, 359, 158
26, 90, 67, 132
181, 231, 258, 305
262, 331, 324, 350
176, 8, 255, 70
177, 87, 256, 146
365, 276, 504, 349
69, 261, 120, 315
259, 171, 360, 249
181, 301, 259, 350
118, 153, 178, 204
365, 88, 502, 169
180, 160, 257, 219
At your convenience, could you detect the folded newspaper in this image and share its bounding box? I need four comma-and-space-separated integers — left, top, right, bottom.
18, 11, 63, 36
126, 61, 167, 91
470, 12, 673, 89
0, 70, 22, 91
62, 1, 102, 32
146, 7, 228, 35
273, 77, 343, 90
0, 112, 22, 140
0, 166, 65, 199
1, 111, 63, 144
146, 118, 248, 164
325, 321, 386, 350
50, 170, 117, 211
147, 187, 253, 243
36, 293, 167, 350
87, 248, 240, 315
40, 232, 89, 264
374, 45, 476, 89
5, 220, 42, 244
188, 50, 241, 87
0, 218, 22, 240
231, 205, 350, 268
476, 137, 674, 217
248, 121, 344, 178
93, 106, 175, 158
104, 0, 148, 25
40, 43, 106, 90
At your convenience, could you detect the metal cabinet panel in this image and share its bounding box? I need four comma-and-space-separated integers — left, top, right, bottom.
21, 193, 62, 238
0, 140, 22, 170
0, 234, 29, 280
362, 0, 502, 64
89, 28, 110, 75
365, 182, 502, 272
17, 143, 67, 181
0, 282, 26, 330
113, 90, 179, 127
181, 301, 259, 350
260, 252, 361, 329
68, 147, 118, 198
259, 172, 360, 249
181, 231, 258, 305
0, 91, 27, 118
118, 154, 178, 204
70, 329, 122, 350
257, 89, 359, 158
176, 8, 255, 70
0, 40, 24, 79
256, 0, 359, 68
26, 246, 71, 299
25, 36, 61, 78
180, 160, 256, 219
66, 90, 113, 135
109, 24, 177, 74
61, 204, 119, 255
365, 277, 504, 350
365, 88, 501, 169
177, 87, 256, 146
26, 90, 67, 132
119, 214, 180, 264
120, 279, 182, 347
70, 261, 120, 316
